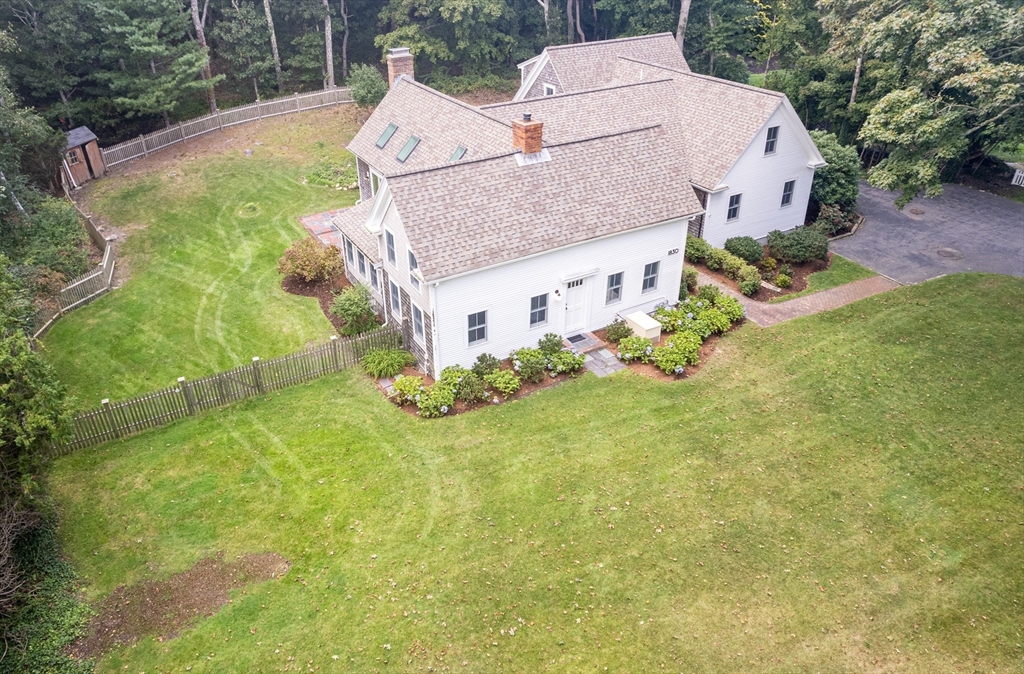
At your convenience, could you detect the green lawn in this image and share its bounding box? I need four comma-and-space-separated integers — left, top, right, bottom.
41, 109, 359, 404
50, 273, 1024, 673
770, 254, 877, 303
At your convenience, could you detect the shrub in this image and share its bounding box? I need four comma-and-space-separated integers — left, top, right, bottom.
511, 347, 547, 383
484, 369, 521, 397
418, 383, 456, 418
330, 284, 377, 335
761, 256, 778, 272
809, 130, 861, 212
712, 295, 745, 323
811, 204, 852, 237
767, 228, 829, 263
277, 238, 343, 282
537, 333, 564, 356
362, 348, 413, 378
20, 197, 90, 279
657, 303, 712, 339
722, 252, 746, 280
705, 247, 728, 271
685, 235, 712, 263
471, 352, 501, 378
724, 236, 763, 263
738, 265, 762, 296
605, 319, 633, 343
701, 307, 732, 334
696, 284, 722, 304
652, 331, 701, 374
391, 375, 424, 405
348, 63, 389, 108
455, 372, 488, 402
306, 159, 357, 188
549, 349, 586, 376
618, 335, 654, 363
683, 267, 698, 295
775, 273, 792, 288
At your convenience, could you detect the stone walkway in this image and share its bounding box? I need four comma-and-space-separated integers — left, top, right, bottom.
584, 348, 627, 377
298, 209, 347, 248
696, 271, 900, 327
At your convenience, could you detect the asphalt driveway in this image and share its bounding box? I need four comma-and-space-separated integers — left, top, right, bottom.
832, 182, 1024, 284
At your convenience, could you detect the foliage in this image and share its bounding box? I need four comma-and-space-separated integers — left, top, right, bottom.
767, 228, 829, 263
808, 130, 861, 212
425, 68, 518, 96
685, 235, 712, 264
277, 238, 343, 283
722, 251, 746, 280
330, 284, 377, 336
604, 319, 633, 344
470, 353, 501, 378
390, 374, 425, 405
770, 255, 875, 303
683, 267, 699, 295
811, 204, 853, 237
548, 349, 586, 376
438, 365, 488, 403
362, 348, 414, 378
348, 63, 389, 108
416, 382, 456, 418
483, 369, 520, 397
696, 284, 722, 305
775, 272, 792, 288
738, 264, 762, 296
306, 159, 357, 188
704, 247, 728, 271
209, 0, 276, 100
617, 335, 653, 363
660, 301, 713, 340
510, 347, 546, 384
703, 307, 734, 334
537, 333, 564, 357
761, 256, 777, 272
712, 294, 745, 322
651, 330, 701, 374
724, 236, 763, 263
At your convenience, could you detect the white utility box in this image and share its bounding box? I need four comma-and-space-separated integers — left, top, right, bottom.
624, 311, 661, 341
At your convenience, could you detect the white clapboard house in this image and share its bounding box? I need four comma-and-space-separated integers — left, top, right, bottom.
331, 36, 825, 377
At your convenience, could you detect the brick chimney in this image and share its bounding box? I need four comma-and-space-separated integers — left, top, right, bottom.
386, 47, 414, 88
512, 113, 543, 155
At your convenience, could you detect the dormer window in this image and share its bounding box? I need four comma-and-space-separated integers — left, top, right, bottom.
408, 250, 420, 289
764, 126, 779, 155
396, 136, 420, 163
543, 83, 556, 96
376, 123, 398, 148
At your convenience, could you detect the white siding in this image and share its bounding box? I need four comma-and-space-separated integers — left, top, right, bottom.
429, 218, 689, 377
702, 106, 816, 248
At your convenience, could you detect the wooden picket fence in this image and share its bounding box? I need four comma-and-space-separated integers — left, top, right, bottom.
100, 87, 354, 167
51, 326, 400, 455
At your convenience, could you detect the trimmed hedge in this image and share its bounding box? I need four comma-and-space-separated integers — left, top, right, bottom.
767, 228, 829, 263
724, 236, 763, 263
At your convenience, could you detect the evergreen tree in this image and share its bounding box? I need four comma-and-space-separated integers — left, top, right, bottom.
212, 0, 278, 100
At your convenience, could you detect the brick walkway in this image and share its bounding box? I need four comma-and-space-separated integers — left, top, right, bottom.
298, 209, 347, 248
696, 271, 900, 327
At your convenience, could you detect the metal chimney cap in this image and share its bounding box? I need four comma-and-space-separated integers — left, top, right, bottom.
388, 47, 411, 57
523, 113, 532, 122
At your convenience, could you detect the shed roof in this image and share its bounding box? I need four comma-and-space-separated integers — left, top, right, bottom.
66, 126, 97, 150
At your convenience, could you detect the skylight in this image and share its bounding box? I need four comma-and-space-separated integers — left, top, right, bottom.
376, 123, 398, 149
450, 145, 467, 162
396, 136, 420, 163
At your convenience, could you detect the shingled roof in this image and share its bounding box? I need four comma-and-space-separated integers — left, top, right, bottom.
542, 33, 690, 92
386, 126, 702, 282
330, 198, 378, 258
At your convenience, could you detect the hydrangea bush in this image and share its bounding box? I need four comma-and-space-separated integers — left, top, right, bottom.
484, 369, 521, 397
548, 349, 586, 376
652, 330, 701, 374
511, 347, 548, 383
618, 336, 654, 363
390, 375, 424, 405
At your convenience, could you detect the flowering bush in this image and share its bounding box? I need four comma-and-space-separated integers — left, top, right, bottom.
548, 349, 586, 376
618, 335, 654, 363
484, 369, 521, 397
439, 365, 488, 403
652, 331, 701, 374
390, 375, 424, 405
605, 319, 633, 343
277, 238, 343, 282
775, 273, 792, 288
511, 347, 547, 383
417, 383, 456, 418
362, 348, 414, 378
811, 204, 852, 237
537, 333, 565, 356
712, 295, 745, 323
701, 307, 732, 334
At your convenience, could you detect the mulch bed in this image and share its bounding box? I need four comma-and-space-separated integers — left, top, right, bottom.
281, 273, 352, 333
692, 252, 833, 302
593, 327, 734, 382
69, 552, 290, 660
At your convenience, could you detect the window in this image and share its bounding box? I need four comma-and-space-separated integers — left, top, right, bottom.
370, 171, 382, 195
344, 238, 355, 264
413, 304, 424, 341
357, 250, 366, 277
370, 267, 379, 290
727, 194, 742, 221
390, 280, 401, 316
468, 310, 487, 345
781, 180, 795, 207
385, 230, 396, 264
642, 262, 659, 293
529, 294, 548, 327
396, 136, 420, 163
450, 146, 467, 162
376, 123, 398, 148
408, 250, 420, 289
764, 126, 779, 154
606, 272, 623, 305
543, 83, 556, 96
68, 149, 80, 165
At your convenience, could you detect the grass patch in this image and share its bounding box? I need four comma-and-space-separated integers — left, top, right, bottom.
40, 111, 360, 404
770, 254, 877, 303
49, 274, 1024, 673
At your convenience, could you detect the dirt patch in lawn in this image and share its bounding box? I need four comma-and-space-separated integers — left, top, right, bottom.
692, 252, 833, 302
69, 552, 290, 660
281, 273, 353, 333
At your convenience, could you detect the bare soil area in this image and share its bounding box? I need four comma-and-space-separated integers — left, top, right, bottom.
692, 252, 833, 302
69, 552, 289, 660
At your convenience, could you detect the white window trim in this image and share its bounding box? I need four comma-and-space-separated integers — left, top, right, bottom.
605, 271, 624, 305
385, 229, 396, 264
764, 126, 780, 156
412, 303, 425, 344
344, 237, 355, 264
408, 250, 421, 290
370, 168, 384, 196
467, 310, 488, 346
369, 266, 380, 290
543, 83, 556, 96
389, 280, 401, 318
727, 194, 742, 221
641, 262, 660, 294
357, 250, 366, 277
529, 293, 548, 329
780, 179, 796, 208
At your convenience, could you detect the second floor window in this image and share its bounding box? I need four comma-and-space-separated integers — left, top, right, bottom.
727, 194, 742, 220
408, 250, 420, 289
764, 126, 779, 154
781, 180, 795, 207
385, 230, 396, 264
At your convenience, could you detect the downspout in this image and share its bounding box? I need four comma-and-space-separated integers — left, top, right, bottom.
429, 281, 442, 380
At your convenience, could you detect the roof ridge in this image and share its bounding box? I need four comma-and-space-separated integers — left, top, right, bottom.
617, 57, 785, 98
478, 77, 675, 110
397, 77, 515, 127
387, 125, 664, 180
544, 32, 675, 53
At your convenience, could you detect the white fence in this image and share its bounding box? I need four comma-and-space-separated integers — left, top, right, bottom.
100, 87, 354, 168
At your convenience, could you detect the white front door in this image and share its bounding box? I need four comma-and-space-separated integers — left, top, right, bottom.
564, 278, 587, 333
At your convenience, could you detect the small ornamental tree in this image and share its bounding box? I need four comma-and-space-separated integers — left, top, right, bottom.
809, 131, 861, 214
348, 63, 388, 108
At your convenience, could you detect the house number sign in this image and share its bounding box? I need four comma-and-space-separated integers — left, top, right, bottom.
668, 248, 679, 255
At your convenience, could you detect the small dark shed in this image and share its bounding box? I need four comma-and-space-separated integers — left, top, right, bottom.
63, 126, 104, 187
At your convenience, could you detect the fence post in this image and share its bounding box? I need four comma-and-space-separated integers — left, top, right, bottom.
329, 335, 340, 371
295, 92, 301, 112
216, 109, 223, 131
178, 377, 197, 415
141, 136, 149, 157
255, 98, 262, 120
252, 357, 265, 395
101, 399, 120, 439
178, 121, 184, 141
